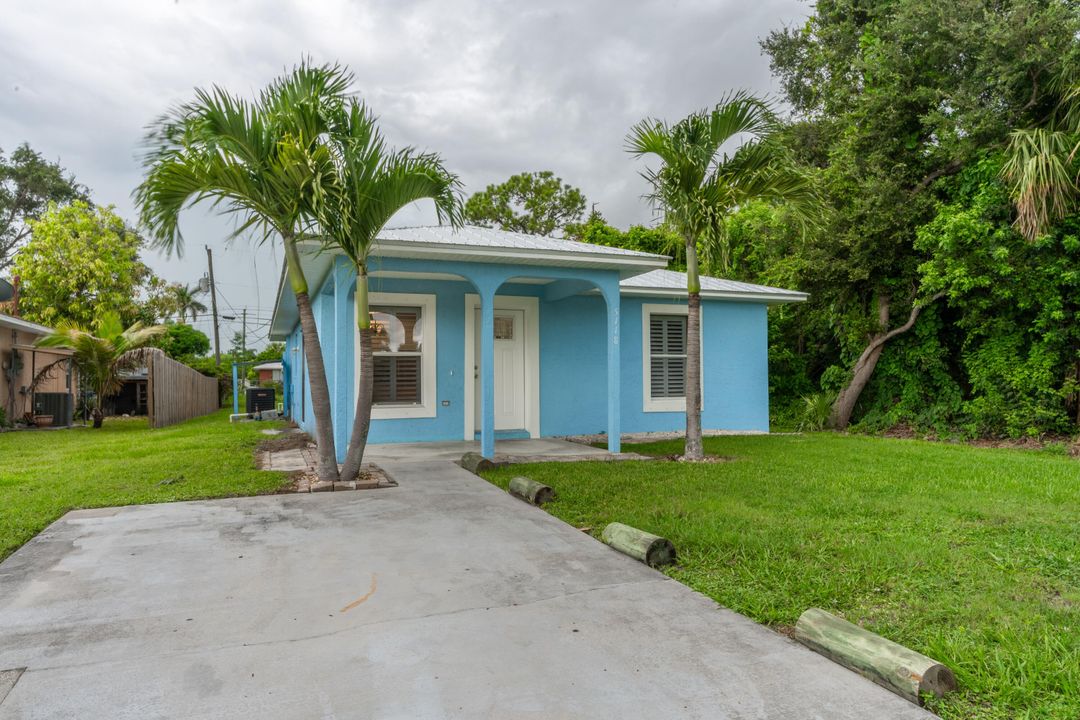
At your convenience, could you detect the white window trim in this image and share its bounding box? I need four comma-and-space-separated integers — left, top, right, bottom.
641, 303, 702, 413
463, 294, 541, 440
356, 292, 437, 420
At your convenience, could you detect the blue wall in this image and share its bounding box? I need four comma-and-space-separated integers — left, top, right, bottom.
283, 259, 771, 454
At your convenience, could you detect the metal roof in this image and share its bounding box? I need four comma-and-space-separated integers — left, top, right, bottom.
0, 313, 54, 335
376, 225, 663, 259
368, 225, 669, 277
269, 226, 806, 338
620, 269, 808, 304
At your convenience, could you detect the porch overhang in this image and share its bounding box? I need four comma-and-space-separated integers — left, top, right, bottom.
270, 234, 669, 340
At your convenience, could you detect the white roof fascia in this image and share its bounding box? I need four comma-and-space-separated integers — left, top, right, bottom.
617, 286, 808, 304
0, 314, 54, 335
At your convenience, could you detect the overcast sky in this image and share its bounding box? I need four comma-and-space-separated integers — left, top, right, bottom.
1, 0, 808, 348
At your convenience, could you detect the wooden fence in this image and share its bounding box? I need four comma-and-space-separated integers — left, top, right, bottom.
146, 349, 220, 428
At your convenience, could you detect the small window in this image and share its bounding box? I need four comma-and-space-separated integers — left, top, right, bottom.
371, 306, 423, 406
494, 315, 514, 340
649, 314, 687, 399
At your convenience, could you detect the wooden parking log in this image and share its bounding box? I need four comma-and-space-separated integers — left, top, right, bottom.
794, 608, 957, 705
508, 476, 554, 505
460, 452, 496, 474
601, 522, 676, 567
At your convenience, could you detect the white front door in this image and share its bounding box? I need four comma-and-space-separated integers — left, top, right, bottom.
474, 308, 526, 431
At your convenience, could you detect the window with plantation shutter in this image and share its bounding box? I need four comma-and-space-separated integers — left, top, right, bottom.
641, 304, 693, 412
649, 315, 687, 399
371, 306, 423, 406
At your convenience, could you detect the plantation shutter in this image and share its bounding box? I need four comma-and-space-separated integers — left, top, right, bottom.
649, 314, 687, 399
370, 306, 423, 405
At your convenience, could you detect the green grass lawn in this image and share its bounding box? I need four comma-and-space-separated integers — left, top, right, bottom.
483, 434, 1080, 720
0, 410, 288, 562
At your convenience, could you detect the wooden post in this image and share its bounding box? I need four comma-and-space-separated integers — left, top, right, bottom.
508, 476, 554, 505
601, 522, 676, 567
794, 608, 956, 705
205, 246, 221, 367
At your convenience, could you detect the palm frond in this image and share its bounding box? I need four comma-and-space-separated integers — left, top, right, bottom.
134, 60, 353, 257
1002, 127, 1080, 241
626, 91, 817, 276
35, 312, 165, 411
315, 99, 462, 269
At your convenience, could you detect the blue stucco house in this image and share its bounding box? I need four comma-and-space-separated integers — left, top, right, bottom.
269, 226, 806, 459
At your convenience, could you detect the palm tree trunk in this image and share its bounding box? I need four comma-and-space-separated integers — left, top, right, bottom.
284, 238, 339, 483
684, 238, 704, 461
88, 383, 105, 428
341, 269, 374, 482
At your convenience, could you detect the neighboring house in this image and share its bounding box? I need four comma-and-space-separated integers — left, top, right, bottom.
103, 368, 148, 417
269, 226, 807, 460
0, 313, 76, 425
253, 361, 283, 384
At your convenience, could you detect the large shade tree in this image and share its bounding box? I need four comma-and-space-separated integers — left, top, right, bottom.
761, 0, 1080, 431
316, 100, 461, 482
626, 92, 814, 460
14, 202, 153, 327
136, 61, 347, 483
464, 171, 585, 236
35, 312, 164, 428
0, 143, 89, 272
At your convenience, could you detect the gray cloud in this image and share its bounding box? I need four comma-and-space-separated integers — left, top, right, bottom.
0, 0, 807, 347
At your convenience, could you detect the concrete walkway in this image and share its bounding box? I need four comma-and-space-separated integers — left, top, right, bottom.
0, 461, 932, 719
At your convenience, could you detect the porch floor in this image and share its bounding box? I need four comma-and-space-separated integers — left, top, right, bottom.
365, 437, 614, 463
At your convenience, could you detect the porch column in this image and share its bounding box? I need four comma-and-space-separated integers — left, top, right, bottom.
332, 258, 353, 462
603, 283, 621, 454
479, 286, 497, 459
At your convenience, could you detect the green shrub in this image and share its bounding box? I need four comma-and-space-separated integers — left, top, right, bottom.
796, 391, 835, 432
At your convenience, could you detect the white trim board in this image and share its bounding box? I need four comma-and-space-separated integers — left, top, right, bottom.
463, 294, 541, 440
355, 291, 438, 420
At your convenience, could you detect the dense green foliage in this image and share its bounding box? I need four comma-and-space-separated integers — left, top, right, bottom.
483, 435, 1080, 718
152, 322, 211, 362
0, 411, 286, 562
723, 0, 1080, 437
0, 143, 88, 272
567, 210, 686, 268
14, 202, 156, 327
464, 170, 585, 235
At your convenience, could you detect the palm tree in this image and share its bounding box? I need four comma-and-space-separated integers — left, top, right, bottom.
317, 100, 462, 482
35, 312, 165, 428
626, 91, 815, 460
135, 61, 347, 483
170, 283, 207, 323
1002, 83, 1080, 241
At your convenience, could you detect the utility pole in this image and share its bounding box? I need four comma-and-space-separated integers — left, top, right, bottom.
241, 308, 247, 361
205, 246, 222, 366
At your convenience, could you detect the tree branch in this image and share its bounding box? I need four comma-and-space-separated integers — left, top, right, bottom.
914, 161, 963, 193
1021, 67, 1040, 114
864, 292, 946, 356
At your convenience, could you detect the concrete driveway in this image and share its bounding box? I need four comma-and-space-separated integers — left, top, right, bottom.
0, 460, 932, 719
